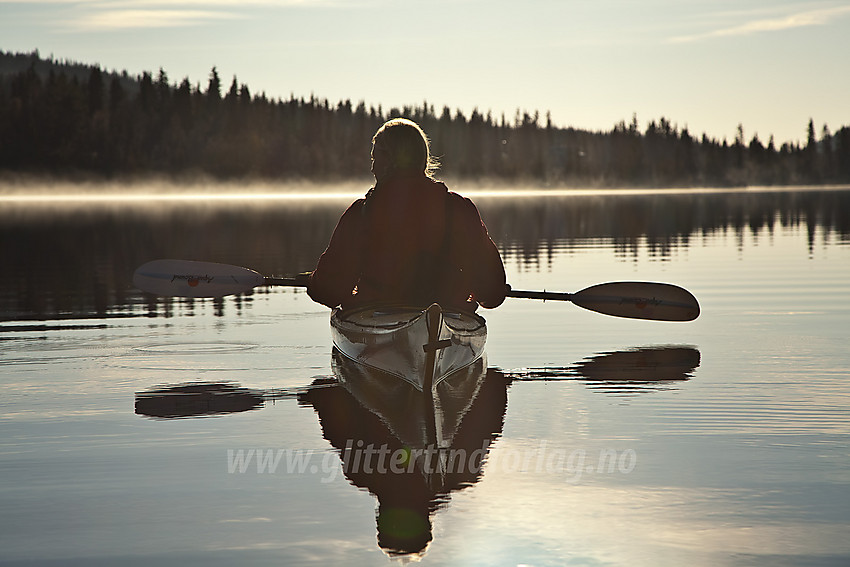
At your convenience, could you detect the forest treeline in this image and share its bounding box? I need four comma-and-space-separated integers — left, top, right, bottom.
2, 50, 849, 186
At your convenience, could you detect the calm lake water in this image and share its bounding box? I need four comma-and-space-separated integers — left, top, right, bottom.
1, 184, 849, 566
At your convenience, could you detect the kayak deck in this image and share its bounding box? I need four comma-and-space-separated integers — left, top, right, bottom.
330, 303, 487, 391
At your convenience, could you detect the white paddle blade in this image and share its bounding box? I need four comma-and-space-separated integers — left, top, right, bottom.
133, 259, 265, 298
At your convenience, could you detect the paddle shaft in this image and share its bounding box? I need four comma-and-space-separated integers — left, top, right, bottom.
507, 289, 574, 301
265, 280, 698, 315
265, 276, 303, 287
134, 259, 700, 321
243, 279, 700, 321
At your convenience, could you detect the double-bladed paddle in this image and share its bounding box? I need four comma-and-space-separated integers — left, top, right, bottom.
133, 259, 700, 322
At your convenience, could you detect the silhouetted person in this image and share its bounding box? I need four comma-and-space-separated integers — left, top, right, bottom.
307, 118, 506, 311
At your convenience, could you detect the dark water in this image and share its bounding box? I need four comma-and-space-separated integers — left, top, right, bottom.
1, 185, 849, 566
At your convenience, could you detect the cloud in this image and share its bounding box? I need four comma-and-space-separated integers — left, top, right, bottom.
2, 0, 334, 32
67, 8, 238, 30
95, 0, 321, 6
0, 0, 314, 4
668, 5, 850, 43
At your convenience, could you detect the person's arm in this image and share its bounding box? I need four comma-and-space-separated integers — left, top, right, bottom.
307, 200, 365, 308
455, 196, 507, 309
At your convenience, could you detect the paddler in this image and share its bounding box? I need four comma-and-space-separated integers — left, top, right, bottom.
307, 118, 507, 311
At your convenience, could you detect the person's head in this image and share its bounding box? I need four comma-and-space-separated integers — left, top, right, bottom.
376, 505, 432, 557
371, 118, 439, 181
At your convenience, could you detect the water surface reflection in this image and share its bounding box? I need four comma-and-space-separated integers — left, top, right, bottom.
4, 185, 847, 566
134, 344, 698, 557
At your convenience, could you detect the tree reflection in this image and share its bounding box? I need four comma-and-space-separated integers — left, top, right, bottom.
2, 189, 848, 320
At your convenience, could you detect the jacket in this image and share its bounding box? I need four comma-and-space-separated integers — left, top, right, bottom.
307, 174, 506, 310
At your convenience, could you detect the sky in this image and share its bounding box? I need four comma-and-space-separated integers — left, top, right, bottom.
1, 0, 848, 145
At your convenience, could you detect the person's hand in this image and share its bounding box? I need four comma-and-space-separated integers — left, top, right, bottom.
296, 271, 312, 286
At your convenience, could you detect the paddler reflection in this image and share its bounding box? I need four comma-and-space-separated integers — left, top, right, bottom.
298, 353, 507, 557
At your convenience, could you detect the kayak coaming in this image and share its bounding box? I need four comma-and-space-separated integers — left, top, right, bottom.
330, 303, 487, 392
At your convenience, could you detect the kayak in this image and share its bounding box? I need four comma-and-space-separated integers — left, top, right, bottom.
330, 303, 486, 392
